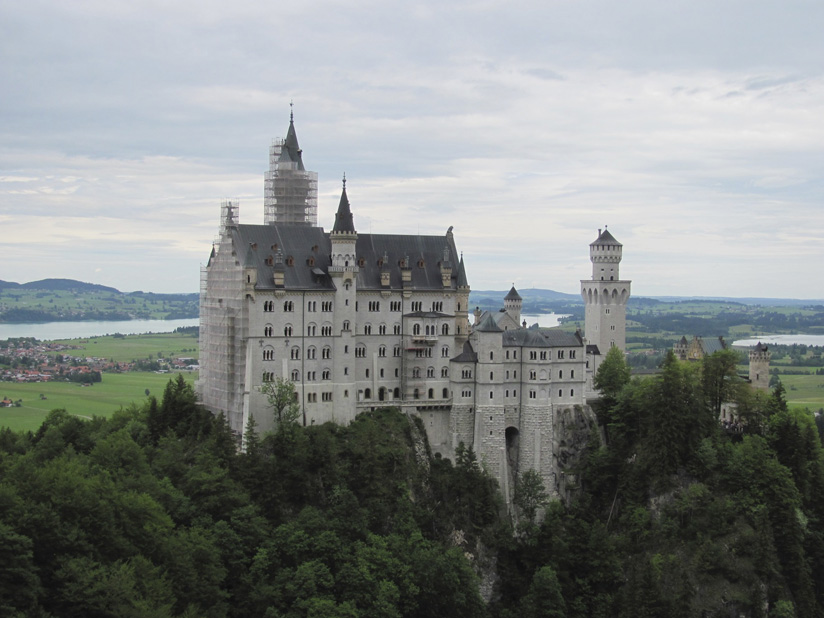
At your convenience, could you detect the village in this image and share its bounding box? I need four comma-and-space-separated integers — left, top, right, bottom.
0, 337, 198, 396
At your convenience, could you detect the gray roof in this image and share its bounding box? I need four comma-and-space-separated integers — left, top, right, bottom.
475, 312, 503, 332
539, 328, 584, 348
503, 329, 550, 348
591, 228, 621, 246
700, 336, 727, 355
505, 286, 522, 301
230, 223, 464, 292
754, 341, 768, 351
452, 340, 478, 363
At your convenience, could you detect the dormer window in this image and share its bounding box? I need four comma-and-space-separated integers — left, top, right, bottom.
286, 256, 294, 266
307, 257, 315, 267
358, 257, 366, 267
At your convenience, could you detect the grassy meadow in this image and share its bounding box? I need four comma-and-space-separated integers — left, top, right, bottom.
50, 332, 198, 363
0, 371, 197, 433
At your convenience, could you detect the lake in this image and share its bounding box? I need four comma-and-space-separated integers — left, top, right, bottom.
521, 314, 570, 328
733, 334, 824, 347
0, 318, 199, 341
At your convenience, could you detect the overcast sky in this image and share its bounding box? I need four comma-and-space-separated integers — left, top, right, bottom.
2, 0, 823, 299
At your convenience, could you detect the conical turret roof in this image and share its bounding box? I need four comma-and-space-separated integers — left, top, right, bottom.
332, 180, 355, 233
591, 228, 621, 246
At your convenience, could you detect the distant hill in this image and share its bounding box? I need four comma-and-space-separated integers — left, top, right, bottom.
0, 279, 199, 323
0, 278, 121, 294
471, 289, 824, 308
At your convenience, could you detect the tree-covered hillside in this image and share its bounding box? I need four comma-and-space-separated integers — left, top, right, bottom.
3, 362, 824, 617
0, 376, 502, 617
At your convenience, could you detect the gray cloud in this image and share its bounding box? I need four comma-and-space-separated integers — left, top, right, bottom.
1, 0, 823, 297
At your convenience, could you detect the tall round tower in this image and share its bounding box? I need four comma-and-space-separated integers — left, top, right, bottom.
580, 228, 631, 358
749, 342, 771, 391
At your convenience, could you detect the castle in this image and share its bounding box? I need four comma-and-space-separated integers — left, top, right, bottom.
197, 113, 631, 499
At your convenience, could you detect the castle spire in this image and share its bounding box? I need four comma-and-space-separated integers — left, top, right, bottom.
332, 175, 356, 233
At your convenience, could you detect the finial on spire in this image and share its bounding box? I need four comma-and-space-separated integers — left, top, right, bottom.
290, 100, 294, 122
342, 172, 346, 189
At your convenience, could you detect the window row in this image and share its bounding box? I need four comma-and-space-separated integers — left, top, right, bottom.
412, 324, 449, 336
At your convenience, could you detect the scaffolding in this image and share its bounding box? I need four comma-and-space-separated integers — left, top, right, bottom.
264, 138, 318, 226
196, 199, 249, 434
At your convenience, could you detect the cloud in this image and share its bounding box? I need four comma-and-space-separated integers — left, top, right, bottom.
1, 0, 823, 297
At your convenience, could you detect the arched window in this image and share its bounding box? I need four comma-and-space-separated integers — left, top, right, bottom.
364, 388, 372, 400
264, 324, 273, 337
393, 387, 400, 399
284, 325, 293, 337
442, 387, 449, 398
442, 324, 449, 335
428, 388, 434, 399
290, 347, 300, 360
291, 369, 300, 381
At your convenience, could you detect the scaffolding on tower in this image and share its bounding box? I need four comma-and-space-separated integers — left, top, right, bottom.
264, 138, 318, 226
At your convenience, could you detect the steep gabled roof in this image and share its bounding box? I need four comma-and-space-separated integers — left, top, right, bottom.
505, 286, 522, 301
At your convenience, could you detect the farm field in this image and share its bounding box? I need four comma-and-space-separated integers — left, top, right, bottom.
50, 332, 199, 363
0, 371, 197, 433
779, 373, 824, 413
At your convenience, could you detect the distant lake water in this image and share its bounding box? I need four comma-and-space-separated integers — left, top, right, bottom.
733, 334, 824, 347
521, 314, 570, 328
0, 318, 199, 341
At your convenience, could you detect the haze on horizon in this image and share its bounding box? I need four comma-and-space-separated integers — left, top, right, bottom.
2, 1, 823, 299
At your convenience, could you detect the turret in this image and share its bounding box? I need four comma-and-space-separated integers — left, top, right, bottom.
504, 285, 523, 326
589, 227, 622, 281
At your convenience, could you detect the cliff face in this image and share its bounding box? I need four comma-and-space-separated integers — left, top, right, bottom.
553, 404, 599, 500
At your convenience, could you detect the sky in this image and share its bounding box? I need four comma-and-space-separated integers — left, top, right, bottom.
2, 0, 823, 299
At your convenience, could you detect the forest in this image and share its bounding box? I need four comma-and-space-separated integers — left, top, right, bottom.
2, 352, 824, 617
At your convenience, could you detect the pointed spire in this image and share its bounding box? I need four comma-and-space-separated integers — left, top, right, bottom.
281, 105, 305, 171
332, 175, 356, 233
456, 254, 469, 288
